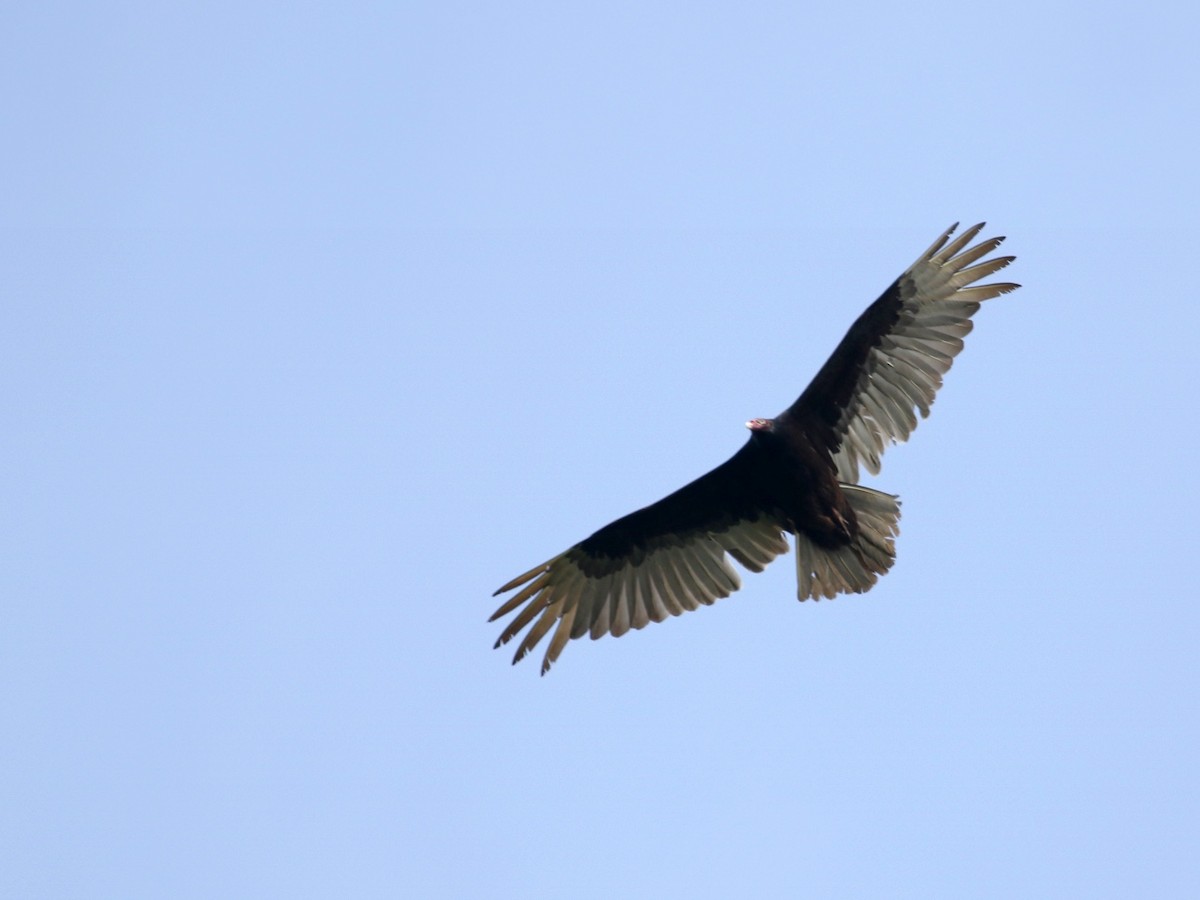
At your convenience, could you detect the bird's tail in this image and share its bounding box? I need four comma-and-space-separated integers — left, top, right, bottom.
794, 485, 901, 600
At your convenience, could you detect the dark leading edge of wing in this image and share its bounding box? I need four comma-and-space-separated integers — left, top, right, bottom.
491, 223, 1019, 674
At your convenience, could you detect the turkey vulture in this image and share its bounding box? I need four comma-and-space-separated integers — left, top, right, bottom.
492, 223, 1018, 673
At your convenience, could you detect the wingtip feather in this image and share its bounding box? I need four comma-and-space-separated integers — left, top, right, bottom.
919, 222, 959, 261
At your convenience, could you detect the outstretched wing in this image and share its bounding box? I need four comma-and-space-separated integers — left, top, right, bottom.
780, 223, 1019, 483
490, 442, 790, 674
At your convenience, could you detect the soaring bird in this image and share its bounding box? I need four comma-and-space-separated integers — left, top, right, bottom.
491, 223, 1018, 673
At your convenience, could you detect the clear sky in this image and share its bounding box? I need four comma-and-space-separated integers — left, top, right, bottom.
4, 2, 1198, 898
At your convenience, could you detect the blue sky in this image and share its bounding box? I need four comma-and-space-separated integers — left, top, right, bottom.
3, 2, 1198, 898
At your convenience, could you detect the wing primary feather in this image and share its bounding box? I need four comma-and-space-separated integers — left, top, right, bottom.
492, 557, 560, 596
918, 222, 959, 261
494, 589, 554, 649
950, 256, 1016, 287
541, 604, 579, 674
942, 235, 1004, 270
489, 569, 554, 621
930, 222, 985, 264
541, 563, 584, 639
954, 283, 1020, 303
513, 601, 562, 665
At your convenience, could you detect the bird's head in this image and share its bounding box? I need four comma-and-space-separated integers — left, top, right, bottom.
745, 417, 776, 433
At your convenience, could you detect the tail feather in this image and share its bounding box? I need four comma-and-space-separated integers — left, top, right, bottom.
795, 485, 901, 600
